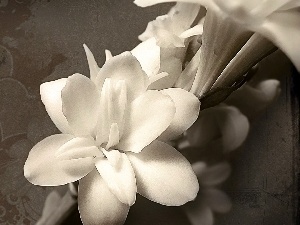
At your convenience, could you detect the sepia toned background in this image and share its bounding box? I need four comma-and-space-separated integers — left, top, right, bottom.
0, 0, 299, 224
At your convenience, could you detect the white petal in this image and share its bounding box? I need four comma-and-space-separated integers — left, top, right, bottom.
197, 162, 231, 186
180, 24, 203, 39
55, 136, 103, 160
78, 169, 130, 225
187, 106, 249, 152
134, 0, 206, 7
153, 53, 182, 89
175, 47, 201, 91
127, 140, 199, 206
170, 3, 201, 32
131, 38, 160, 77
202, 188, 232, 213
117, 90, 175, 153
183, 201, 214, 225
159, 88, 200, 141
40, 78, 71, 134
105, 49, 113, 62
225, 80, 281, 119
257, 10, 300, 71
83, 44, 100, 82
61, 73, 100, 136
24, 134, 95, 186
95, 151, 137, 206
96, 52, 149, 101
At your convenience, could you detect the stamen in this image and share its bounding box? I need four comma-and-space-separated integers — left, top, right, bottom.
106, 123, 120, 149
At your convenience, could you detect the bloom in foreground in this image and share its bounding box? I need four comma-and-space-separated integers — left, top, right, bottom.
135, 0, 300, 71
183, 162, 232, 225
24, 46, 200, 225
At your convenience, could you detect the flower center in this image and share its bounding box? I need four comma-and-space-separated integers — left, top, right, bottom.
95, 78, 128, 151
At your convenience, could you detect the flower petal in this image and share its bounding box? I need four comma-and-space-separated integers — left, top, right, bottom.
24, 134, 95, 186
131, 37, 160, 78
95, 151, 137, 206
187, 106, 249, 152
83, 44, 100, 82
96, 52, 149, 101
202, 188, 232, 213
159, 88, 200, 141
183, 202, 214, 225
127, 140, 199, 206
226, 79, 281, 119
180, 24, 203, 39
40, 78, 71, 133
61, 73, 100, 136
78, 169, 130, 225
134, 0, 206, 8
197, 162, 231, 186
55, 136, 103, 160
117, 90, 175, 153
256, 10, 300, 71
170, 3, 201, 33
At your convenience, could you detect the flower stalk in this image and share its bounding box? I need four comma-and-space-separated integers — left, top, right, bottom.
213, 33, 277, 89
190, 9, 252, 97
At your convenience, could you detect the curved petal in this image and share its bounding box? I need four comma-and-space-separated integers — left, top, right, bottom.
127, 140, 199, 206
24, 134, 95, 186
187, 106, 249, 152
40, 78, 71, 134
197, 162, 231, 186
131, 38, 160, 77
83, 44, 100, 82
256, 10, 300, 71
159, 88, 200, 141
134, 0, 207, 8
180, 24, 203, 38
96, 52, 149, 101
216, 106, 249, 152
95, 151, 137, 206
117, 90, 175, 153
78, 169, 130, 225
62, 73, 100, 136
225, 80, 281, 119
55, 136, 103, 160
170, 3, 201, 32
175, 47, 201, 91
202, 188, 232, 213
153, 55, 182, 89
183, 202, 214, 225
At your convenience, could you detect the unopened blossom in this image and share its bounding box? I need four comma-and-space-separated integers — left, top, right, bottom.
183, 162, 232, 225
24, 46, 200, 225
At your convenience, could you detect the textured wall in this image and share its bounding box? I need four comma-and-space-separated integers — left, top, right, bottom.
0, 0, 298, 224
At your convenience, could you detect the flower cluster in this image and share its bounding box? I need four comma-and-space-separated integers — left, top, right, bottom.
24, 0, 296, 224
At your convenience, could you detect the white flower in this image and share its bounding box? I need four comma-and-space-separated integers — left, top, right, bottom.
131, 37, 183, 90
183, 162, 232, 225
24, 46, 200, 225
226, 79, 281, 120
187, 105, 249, 152
135, 0, 300, 71
139, 3, 203, 48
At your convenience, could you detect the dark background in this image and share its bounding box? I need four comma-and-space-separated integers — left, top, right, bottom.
0, 0, 299, 224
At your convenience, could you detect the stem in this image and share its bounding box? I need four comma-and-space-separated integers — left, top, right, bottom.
212, 33, 277, 89
190, 9, 252, 97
